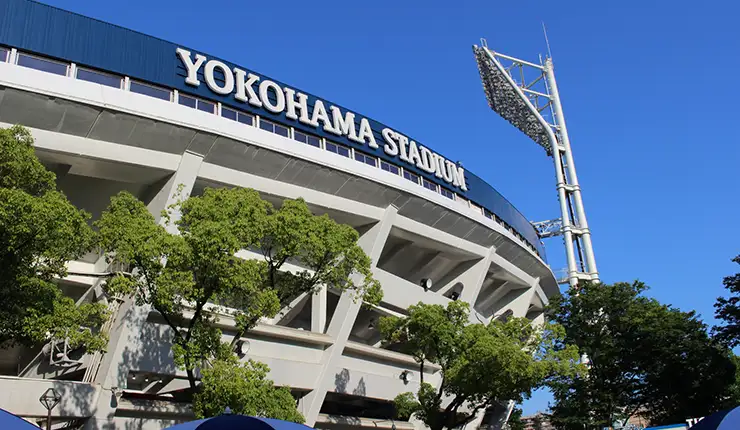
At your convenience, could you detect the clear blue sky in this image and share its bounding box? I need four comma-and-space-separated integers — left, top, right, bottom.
43, 0, 740, 416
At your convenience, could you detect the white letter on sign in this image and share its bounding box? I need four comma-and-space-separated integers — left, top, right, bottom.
259, 80, 285, 113
177, 48, 206, 87
284, 87, 310, 123
330, 106, 358, 141
204, 60, 234, 95
382, 128, 398, 156
234, 68, 262, 107
357, 118, 378, 149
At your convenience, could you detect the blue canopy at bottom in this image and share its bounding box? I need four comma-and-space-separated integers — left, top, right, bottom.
684, 406, 740, 430
164, 415, 314, 430
0, 408, 39, 429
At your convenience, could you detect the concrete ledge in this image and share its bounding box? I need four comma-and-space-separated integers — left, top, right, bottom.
116, 398, 194, 419
317, 414, 415, 430
344, 341, 441, 373
0, 376, 100, 418
176, 308, 335, 347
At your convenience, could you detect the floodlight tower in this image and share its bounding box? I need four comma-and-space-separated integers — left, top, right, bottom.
473, 39, 598, 287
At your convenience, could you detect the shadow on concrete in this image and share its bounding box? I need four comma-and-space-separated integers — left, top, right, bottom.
322, 414, 362, 427
334, 368, 367, 397
352, 377, 366, 397
45, 300, 190, 429
334, 368, 350, 394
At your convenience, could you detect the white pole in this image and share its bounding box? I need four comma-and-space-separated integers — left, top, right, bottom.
552, 145, 579, 287
544, 59, 599, 282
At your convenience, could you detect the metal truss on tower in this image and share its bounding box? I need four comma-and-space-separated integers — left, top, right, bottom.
473, 39, 599, 287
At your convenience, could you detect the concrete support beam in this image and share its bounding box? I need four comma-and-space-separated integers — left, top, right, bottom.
312, 285, 328, 333
476, 281, 513, 315
463, 408, 488, 430
146, 150, 204, 231
275, 293, 311, 326
440, 247, 494, 303
302, 205, 397, 426
199, 162, 384, 223
377, 241, 411, 267
393, 215, 488, 257
493, 287, 536, 319
373, 269, 450, 309
407, 251, 442, 282
489, 252, 535, 287
533, 281, 549, 308
85, 151, 203, 430
486, 400, 515, 430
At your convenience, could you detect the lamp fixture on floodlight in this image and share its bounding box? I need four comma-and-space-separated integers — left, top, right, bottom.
473, 39, 598, 287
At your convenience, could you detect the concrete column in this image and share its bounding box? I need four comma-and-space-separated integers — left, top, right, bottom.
274, 293, 311, 326
454, 247, 494, 304
303, 205, 398, 426
84, 302, 153, 429
85, 151, 203, 430
464, 408, 488, 430
312, 285, 328, 333
476, 281, 513, 315
485, 401, 515, 430
146, 150, 204, 233
488, 253, 535, 287
495, 287, 536, 319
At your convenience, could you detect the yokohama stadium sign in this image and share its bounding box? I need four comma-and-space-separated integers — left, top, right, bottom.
176, 48, 467, 191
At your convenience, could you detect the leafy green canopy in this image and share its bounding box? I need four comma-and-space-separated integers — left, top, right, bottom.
0, 125, 108, 350
506, 406, 525, 430
96, 187, 382, 392
714, 255, 740, 347
548, 281, 736, 429
380, 301, 581, 430
193, 356, 304, 423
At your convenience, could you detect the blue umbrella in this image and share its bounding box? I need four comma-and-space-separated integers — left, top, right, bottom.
686, 406, 740, 430
164, 414, 314, 430
0, 408, 39, 429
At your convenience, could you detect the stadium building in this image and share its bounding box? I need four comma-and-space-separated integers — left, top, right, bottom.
0, 0, 557, 428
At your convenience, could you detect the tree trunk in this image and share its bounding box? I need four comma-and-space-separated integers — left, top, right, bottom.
186, 361, 197, 391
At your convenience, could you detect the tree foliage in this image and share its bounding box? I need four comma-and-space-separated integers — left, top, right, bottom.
193, 356, 304, 422
714, 255, 740, 347
96, 187, 382, 392
0, 125, 108, 350
380, 301, 581, 430
506, 406, 525, 430
548, 281, 736, 429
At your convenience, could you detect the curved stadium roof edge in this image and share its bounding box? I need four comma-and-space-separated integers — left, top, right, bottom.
0, 0, 546, 259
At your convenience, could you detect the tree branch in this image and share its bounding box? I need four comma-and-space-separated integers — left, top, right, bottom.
622, 402, 645, 428
153, 303, 184, 342
449, 400, 491, 430
443, 395, 463, 416
186, 296, 209, 342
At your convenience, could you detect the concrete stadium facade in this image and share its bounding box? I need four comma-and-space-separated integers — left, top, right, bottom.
0, 0, 557, 428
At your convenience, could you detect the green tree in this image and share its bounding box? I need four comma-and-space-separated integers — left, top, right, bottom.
193, 356, 304, 422
714, 255, 740, 347
380, 301, 581, 430
548, 281, 736, 429
96, 187, 382, 394
0, 125, 108, 350
725, 353, 740, 406
506, 406, 525, 430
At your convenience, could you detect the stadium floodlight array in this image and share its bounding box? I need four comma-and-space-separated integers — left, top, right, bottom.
473, 45, 552, 155
473, 39, 598, 287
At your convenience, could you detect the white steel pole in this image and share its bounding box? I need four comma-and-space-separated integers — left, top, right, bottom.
552, 143, 579, 287
544, 58, 599, 282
